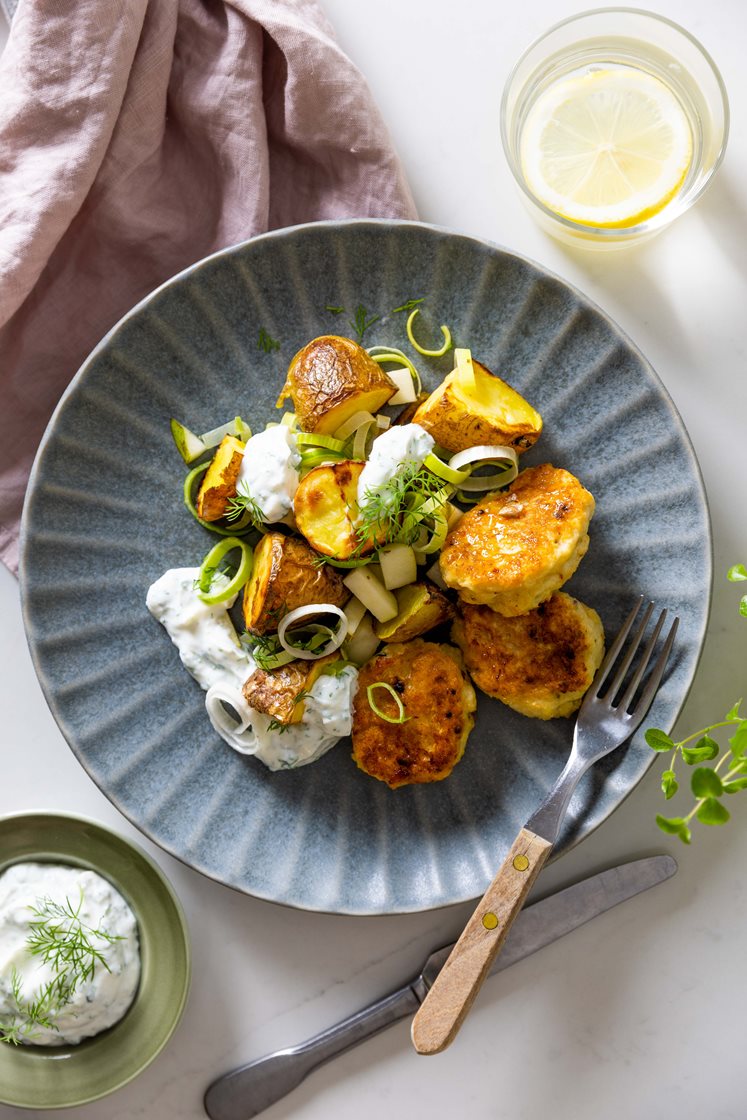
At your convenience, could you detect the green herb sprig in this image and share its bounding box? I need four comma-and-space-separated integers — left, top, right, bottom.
350, 304, 380, 342
647, 564, 747, 844
258, 328, 280, 353
0, 891, 122, 1045
355, 461, 447, 551
226, 486, 265, 528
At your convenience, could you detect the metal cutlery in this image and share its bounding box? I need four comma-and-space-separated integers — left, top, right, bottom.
411, 597, 678, 1054
204, 854, 677, 1120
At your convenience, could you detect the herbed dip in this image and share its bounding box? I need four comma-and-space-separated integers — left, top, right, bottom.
0, 862, 140, 1046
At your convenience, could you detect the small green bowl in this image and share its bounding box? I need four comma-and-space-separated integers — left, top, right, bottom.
0, 812, 191, 1109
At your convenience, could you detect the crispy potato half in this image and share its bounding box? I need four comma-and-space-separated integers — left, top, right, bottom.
440, 463, 595, 616
413, 353, 542, 454
243, 653, 341, 725
242, 531, 348, 636
373, 581, 454, 642
452, 592, 605, 719
294, 460, 382, 558
351, 640, 476, 789
277, 335, 397, 434
195, 435, 245, 521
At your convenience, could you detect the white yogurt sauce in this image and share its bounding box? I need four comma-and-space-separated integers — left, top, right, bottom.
146, 567, 358, 771
0, 863, 140, 1046
206, 664, 359, 770
236, 424, 301, 524
146, 567, 251, 690
357, 423, 434, 511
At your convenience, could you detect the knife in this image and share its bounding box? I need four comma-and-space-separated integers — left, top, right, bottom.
204, 855, 676, 1120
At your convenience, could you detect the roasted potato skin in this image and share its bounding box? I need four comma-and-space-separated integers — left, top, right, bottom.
293, 460, 381, 558
242, 531, 348, 636
439, 463, 595, 616
412, 359, 542, 454
243, 653, 340, 725
277, 335, 396, 434
452, 592, 605, 719
351, 640, 476, 788
195, 435, 244, 521
373, 581, 455, 642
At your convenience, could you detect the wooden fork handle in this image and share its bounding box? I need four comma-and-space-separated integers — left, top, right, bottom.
411, 826, 552, 1055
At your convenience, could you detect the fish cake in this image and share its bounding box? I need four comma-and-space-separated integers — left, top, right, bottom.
439, 463, 595, 616
452, 592, 604, 719
351, 640, 477, 789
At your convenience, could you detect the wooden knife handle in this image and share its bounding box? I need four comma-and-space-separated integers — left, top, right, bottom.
411, 826, 552, 1055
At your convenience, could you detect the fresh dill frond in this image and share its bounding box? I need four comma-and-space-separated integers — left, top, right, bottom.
325, 304, 345, 314
258, 327, 280, 352
392, 297, 424, 313
243, 632, 283, 670
266, 717, 294, 735
356, 461, 446, 549
226, 485, 265, 527
350, 304, 380, 342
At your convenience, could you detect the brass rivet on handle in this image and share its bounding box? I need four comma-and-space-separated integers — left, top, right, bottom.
482, 912, 498, 930
513, 854, 530, 872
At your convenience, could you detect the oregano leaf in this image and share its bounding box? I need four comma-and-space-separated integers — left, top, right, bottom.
723, 778, 747, 793
696, 798, 730, 826
682, 736, 720, 764
691, 767, 723, 798
645, 728, 675, 753
661, 770, 678, 799
656, 815, 692, 843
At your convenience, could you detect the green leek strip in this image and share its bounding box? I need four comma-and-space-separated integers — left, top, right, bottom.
296, 432, 347, 453
197, 538, 254, 605
417, 512, 448, 554
253, 648, 297, 670
183, 463, 254, 537
448, 445, 519, 492
299, 448, 347, 471
333, 410, 376, 443
323, 555, 374, 569
423, 452, 471, 486
367, 346, 422, 395
406, 309, 453, 358
280, 412, 297, 430
413, 485, 455, 519
366, 681, 410, 724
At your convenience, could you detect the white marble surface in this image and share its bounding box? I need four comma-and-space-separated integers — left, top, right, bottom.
1, 1, 746, 1117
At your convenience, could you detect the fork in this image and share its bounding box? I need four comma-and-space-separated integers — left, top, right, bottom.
411, 596, 679, 1055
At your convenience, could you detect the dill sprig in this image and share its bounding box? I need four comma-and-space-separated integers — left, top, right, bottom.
350, 304, 380, 342
0, 891, 123, 1046
392, 297, 424, 313
226, 485, 265, 527
258, 327, 280, 352
356, 461, 446, 549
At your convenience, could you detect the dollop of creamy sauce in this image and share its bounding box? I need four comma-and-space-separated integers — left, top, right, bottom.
146, 567, 251, 690
206, 664, 359, 770
0, 863, 140, 1046
357, 423, 435, 510
236, 424, 301, 523
146, 567, 358, 770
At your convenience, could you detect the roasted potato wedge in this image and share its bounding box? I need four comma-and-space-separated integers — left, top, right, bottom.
277, 335, 397, 434
294, 460, 382, 558
243, 653, 340, 725
373, 581, 454, 642
242, 531, 349, 636
195, 435, 245, 521
412, 352, 542, 454
351, 640, 476, 788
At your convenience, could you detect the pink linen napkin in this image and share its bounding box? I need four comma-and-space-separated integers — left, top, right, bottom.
0, 0, 417, 575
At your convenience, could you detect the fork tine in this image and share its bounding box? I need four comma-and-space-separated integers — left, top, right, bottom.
617, 607, 667, 712
590, 595, 645, 697
630, 614, 679, 719
599, 598, 655, 701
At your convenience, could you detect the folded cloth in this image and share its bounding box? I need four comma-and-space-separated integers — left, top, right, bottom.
0, 0, 417, 574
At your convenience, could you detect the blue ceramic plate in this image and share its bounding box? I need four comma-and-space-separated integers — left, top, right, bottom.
19, 220, 710, 915
0, 812, 190, 1109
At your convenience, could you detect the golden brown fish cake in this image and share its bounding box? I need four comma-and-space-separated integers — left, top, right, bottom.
452, 592, 605, 719
439, 463, 595, 616
351, 640, 477, 789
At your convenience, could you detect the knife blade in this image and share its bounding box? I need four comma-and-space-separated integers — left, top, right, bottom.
204, 855, 676, 1120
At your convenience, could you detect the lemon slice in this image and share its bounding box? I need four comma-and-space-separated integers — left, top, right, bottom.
520, 66, 693, 229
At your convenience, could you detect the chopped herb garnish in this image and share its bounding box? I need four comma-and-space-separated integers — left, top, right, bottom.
226, 485, 265, 527
392, 298, 424, 313
258, 328, 280, 353
350, 304, 380, 342
325, 305, 345, 314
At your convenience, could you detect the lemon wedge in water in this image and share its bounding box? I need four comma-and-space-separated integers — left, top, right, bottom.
520, 67, 693, 229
